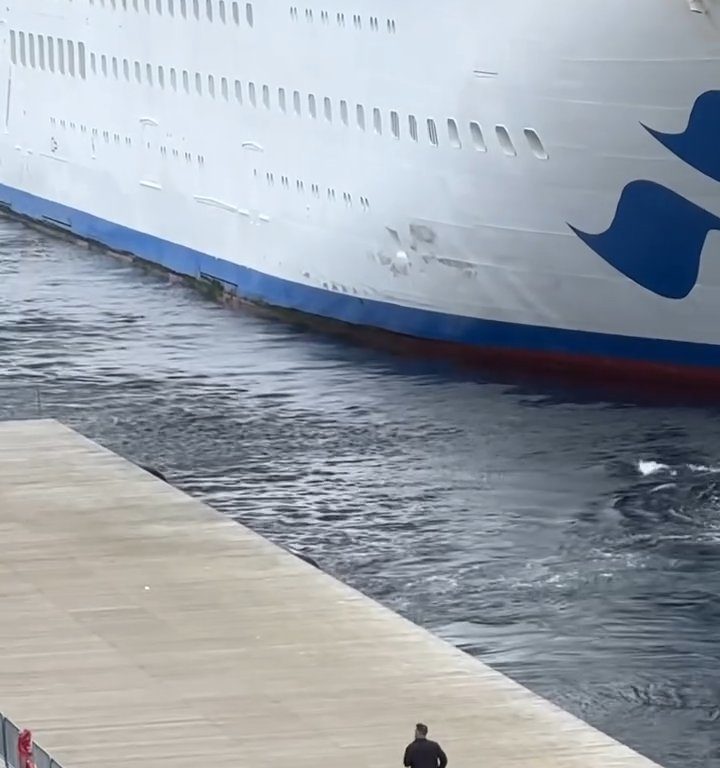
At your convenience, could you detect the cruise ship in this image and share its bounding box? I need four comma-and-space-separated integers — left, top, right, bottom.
3, 1, 720, 379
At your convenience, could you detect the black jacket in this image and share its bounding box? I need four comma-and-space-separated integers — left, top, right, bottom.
403, 738, 448, 768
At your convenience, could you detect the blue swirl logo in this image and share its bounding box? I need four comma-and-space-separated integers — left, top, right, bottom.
570, 91, 720, 299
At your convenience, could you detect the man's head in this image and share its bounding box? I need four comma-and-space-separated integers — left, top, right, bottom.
415, 723, 428, 740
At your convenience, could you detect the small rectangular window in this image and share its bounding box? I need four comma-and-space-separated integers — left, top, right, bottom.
278, 87, 286, 112
356, 104, 365, 131
18, 32, 26, 66
373, 107, 382, 134
47, 37, 55, 71
340, 100, 348, 125
156, 0, 162, 12
66, 40, 75, 77
183, 70, 190, 92
78, 42, 86, 79
248, 81, 256, 106
158, 65, 165, 88
57, 38, 65, 73
221, 76, 228, 99
206, 0, 213, 20
38, 35, 46, 70
390, 110, 399, 139
496, 125, 517, 156
427, 118, 438, 146
207, 73, 215, 96
135, 61, 142, 82
180, 0, 187, 16
308, 93, 317, 118
523, 128, 548, 160
9, 31, 16, 65
146, 63, 153, 85
168, 0, 175, 14
91, 52, 97, 74
447, 118, 461, 148
246, 2, 253, 26
234, 79, 242, 101
219, 0, 226, 21
323, 97, 332, 121
262, 84, 270, 108
112, 56, 119, 79
232, 1, 239, 22
293, 90, 301, 115
408, 114, 418, 141
193, 0, 200, 18
195, 72, 202, 93
170, 68, 177, 89
123, 58, 130, 80
28, 34, 36, 68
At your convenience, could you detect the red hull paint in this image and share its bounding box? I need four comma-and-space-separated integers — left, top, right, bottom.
234, 297, 720, 393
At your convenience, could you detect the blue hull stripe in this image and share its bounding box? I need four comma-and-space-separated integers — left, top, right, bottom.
2, 182, 720, 370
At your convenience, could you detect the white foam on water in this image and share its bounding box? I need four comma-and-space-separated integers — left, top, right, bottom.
637, 460, 670, 476
649, 482, 677, 493
637, 460, 720, 478
687, 463, 720, 473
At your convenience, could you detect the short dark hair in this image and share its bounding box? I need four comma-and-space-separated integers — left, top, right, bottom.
416, 723, 428, 736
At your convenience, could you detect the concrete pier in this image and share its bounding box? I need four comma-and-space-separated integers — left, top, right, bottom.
0, 420, 661, 768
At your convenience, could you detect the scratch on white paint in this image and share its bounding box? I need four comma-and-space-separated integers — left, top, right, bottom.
194, 195, 237, 213
39, 152, 68, 163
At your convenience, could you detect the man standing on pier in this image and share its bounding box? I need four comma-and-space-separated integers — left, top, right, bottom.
403, 723, 447, 768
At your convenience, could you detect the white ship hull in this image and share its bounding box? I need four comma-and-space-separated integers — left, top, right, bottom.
4, 0, 720, 377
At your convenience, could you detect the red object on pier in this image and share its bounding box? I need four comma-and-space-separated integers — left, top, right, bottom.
18, 729, 35, 768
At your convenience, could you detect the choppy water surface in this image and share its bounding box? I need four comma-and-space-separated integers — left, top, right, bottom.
2, 218, 720, 768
